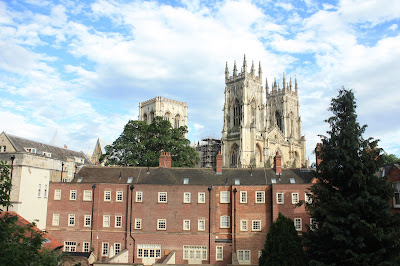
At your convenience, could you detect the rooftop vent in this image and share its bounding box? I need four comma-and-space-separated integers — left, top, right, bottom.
127, 177, 133, 184
77, 177, 83, 183
183, 178, 189, 184
289, 178, 295, 184
234, 179, 240, 185
271, 178, 277, 184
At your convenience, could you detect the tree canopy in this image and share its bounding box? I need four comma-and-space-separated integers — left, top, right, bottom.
0, 161, 62, 265
380, 152, 400, 166
101, 117, 199, 167
304, 89, 400, 265
259, 213, 306, 266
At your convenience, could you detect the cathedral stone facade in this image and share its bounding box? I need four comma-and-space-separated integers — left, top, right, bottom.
138, 96, 187, 129
221, 55, 307, 169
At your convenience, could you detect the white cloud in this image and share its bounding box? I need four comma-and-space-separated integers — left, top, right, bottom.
388, 24, 398, 31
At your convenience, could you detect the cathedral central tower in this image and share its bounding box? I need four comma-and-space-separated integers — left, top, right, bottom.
221, 55, 307, 169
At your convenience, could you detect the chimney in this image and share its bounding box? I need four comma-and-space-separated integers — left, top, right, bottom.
64, 144, 68, 149
216, 151, 222, 175
274, 151, 282, 175
315, 143, 322, 168
159, 152, 172, 168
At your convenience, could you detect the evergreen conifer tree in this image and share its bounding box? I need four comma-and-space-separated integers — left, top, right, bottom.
304, 89, 400, 265
259, 213, 306, 266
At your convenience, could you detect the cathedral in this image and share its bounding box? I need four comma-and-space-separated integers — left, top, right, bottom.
221, 55, 307, 169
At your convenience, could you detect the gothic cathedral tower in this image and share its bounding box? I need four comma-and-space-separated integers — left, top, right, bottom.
222, 55, 307, 169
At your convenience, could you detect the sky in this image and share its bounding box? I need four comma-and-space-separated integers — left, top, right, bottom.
1, 0, 399, 163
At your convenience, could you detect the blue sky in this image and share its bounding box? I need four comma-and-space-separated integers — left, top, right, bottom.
1, 0, 399, 162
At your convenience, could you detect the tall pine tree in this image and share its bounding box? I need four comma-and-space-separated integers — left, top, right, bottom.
259, 213, 306, 266
304, 89, 400, 265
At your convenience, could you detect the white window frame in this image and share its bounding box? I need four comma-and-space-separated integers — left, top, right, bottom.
184, 192, 191, 203
115, 215, 122, 228
198, 218, 205, 231
198, 192, 205, 203
310, 218, 318, 230
220, 215, 230, 228
158, 192, 167, 203
54, 189, 61, 200
103, 215, 110, 227
183, 219, 190, 230
102, 242, 109, 256
68, 214, 75, 226
305, 192, 312, 204
157, 219, 166, 230
183, 245, 207, 260
276, 192, 284, 204
292, 192, 299, 204
64, 241, 77, 252
137, 244, 161, 258
240, 191, 247, 203
136, 191, 143, 202
52, 213, 60, 226
104, 191, 111, 201
393, 183, 400, 208
220, 191, 230, 203
216, 246, 223, 261
70, 190, 77, 200
240, 220, 248, 231
37, 184, 41, 197
115, 243, 121, 255
252, 220, 261, 231
83, 190, 92, 201
116, 191, 123, 202
83, 242, 90, 253
237, 250, 251, 264
135, 218, 142, 229
294, 218, 302, 231
256, 191, 265, 203
44, 184, 48, 198
84, 215, 91, 227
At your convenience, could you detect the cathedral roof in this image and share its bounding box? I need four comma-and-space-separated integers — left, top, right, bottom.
73, 166, 314, 186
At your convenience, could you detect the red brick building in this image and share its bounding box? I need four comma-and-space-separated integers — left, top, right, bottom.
46, 155, 314, 265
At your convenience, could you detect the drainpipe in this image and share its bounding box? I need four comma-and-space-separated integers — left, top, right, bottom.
233, 188, 237, 253
60, 162, 64, 182
7, 155, 15, 211
129, 185, 135, 263
90, 184, 96, 250
125, 185, 129, 249
208, 185, 212, 264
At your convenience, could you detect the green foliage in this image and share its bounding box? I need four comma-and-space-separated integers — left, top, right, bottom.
101, 117, 199, 167
0, 161, 62, 265
380, 152, 400, 166
304, 89, 400, 265
259, 213, 307, 266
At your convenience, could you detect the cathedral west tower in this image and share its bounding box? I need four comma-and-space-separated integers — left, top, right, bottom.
222, 55, 307, 169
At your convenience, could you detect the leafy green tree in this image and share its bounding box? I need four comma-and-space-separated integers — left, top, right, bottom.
0, 161, 62, 265
259, 213, 306, 266
381, 152, 400, 166
101, 117, 199, 167
304, 89, 400, 265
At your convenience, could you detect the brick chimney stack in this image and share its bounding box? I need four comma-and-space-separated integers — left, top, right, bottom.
274, 151, 282, 175
159, 152, 172, 168
216, 151, 222, 175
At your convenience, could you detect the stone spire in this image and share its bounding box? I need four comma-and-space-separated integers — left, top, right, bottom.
225, 62, 229, 80
243, 54, 247, 73
282, 73, 286, 90
265, 77, 269, 94
290, 77, 292, 91
233, 61, 237, 77
258, 61, 262, 80
295, 76, 298, 94
250, 61, 255, 77
273, 77, 277, 91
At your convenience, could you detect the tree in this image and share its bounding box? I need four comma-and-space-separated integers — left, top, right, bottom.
0, 161, 62, 265
304, 89, 400, 265
381, 152, 400, 166
101, 117, 199, 167
259, 213, 306, 266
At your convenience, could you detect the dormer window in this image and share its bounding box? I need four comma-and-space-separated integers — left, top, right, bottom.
43, 152, 52, 157
25, 148, 37, 153
183, 178, 189, 184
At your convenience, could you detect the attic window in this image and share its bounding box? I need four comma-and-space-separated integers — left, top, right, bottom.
289, 178, 295, 184
25, 148, 36, 153
234, 179, 240, 185
43, 152, 52, 158
183, 178, 189, 184
77, 177, 83, 183
127, 177, 133, 184
271, 178, 276, 184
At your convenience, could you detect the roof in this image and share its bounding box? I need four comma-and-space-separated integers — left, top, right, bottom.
0, 211, 63, 250
3, 132, 91, 164
379, 162, 400, 178
74, 166, 314, 186
64, 252, 92, 258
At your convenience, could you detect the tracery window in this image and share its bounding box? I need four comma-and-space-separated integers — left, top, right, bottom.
231, 145, 239, 168
275, 111, 282, 131
174, 114, 180, 128
233, 100, 242, 126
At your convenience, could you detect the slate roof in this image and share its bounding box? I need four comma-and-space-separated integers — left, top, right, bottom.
74, 166, 314, 186
0, 211, 63, 250
4, 132, 91, 164
379, 162, 400, 178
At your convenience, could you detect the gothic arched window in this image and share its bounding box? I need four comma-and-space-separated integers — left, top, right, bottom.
275, 111, 282, 131
174, 114, 180, 128
143, 113, 148, 123
231, 145, 239, 168
164, 112, 171, 121
150, 111, 155, 121
251, 100, 256, 125
233, 100, 242, 126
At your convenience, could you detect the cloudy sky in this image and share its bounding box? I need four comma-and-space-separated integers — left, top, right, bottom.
1, 0, 399, 162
